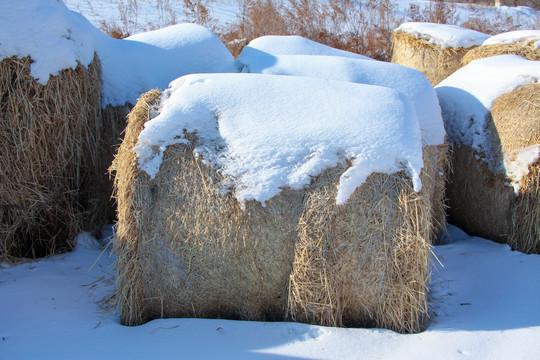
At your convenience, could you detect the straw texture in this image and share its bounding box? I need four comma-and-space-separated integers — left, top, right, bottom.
0, 55, 105, 260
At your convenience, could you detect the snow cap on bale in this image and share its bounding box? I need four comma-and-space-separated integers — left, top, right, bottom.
0, 0, 99, 83
100, 23, 235, 107
395, 22, 490, 49
240, 35, 370, 59
462, 30, 540, 66
236, 54, 445, 146
134, 73, 424, 206
391, 22, 489, 85
436, 55, 540, 253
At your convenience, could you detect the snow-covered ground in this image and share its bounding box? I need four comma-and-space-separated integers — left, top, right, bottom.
2, 225, 539, 359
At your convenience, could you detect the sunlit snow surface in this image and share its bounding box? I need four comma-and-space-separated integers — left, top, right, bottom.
395, 22, 491, 48
134, 73, 424, 205
236, 53, 445, 146
2, 225, 540, 360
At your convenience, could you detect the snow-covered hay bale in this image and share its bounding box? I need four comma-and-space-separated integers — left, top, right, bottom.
437, 55, 540, 253
236, 53, 449, 236
0, 1, 109, 259
391, 23, 490, 86
462, 30, 540, 66
112, 73, 436, 333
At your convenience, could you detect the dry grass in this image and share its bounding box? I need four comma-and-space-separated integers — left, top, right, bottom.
462, 42, 540, 66
0, 55, 105, 260
112, 90, 439, 333
391, 31, 472, 86
446, 84, 540, 253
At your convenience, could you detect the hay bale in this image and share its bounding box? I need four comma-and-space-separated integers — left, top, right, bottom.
391, 23, 489, 86
437, 56, 540, 253
462, 42, 540, 66
391, 31, 471, 86
0, 54, 104, 259
112, 74, 439, 333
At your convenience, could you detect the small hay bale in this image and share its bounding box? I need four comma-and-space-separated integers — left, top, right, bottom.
443, 83, 540, 253
0, 54, 104, 259
391, 31, 472, 86
112, 80, 438, 333
462, 42, 540, 66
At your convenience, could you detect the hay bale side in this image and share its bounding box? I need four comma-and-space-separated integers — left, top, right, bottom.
446, 145, 515, 242
0, 55, 103, 260
111, 90, 161, 326
391, 32, 471, 86
288, 146, 437, 334
446, 84, 540, 253
113, 90, 437, 333
462, 42, 540, 66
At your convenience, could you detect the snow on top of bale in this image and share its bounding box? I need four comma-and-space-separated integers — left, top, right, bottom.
100, 23, 235, 106
134, 73, 424, 206
395, 22, 490, 49
436, 55, 540, 168
239, 35, 370, 59
236, 54, 445, 146
0, 0, 234, 106
483, 30, 540, 48
0, 0, 99, 84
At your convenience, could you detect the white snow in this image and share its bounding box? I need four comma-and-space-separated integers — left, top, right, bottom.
134, 73, 424, 205
0, 0, 99, 84
483, 30, 540, 46
436, 55, 540, 173
0, 1, 235, 107
504, 145, 540, 193
236, 54, 445, 146
2, 225, 540, 360
98, 24, 235, 106
396, 22, 491, 49
239, 35, 371, 59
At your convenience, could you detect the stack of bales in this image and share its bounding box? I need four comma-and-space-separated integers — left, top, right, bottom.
462, 30, 540, 66
392, 22, 490, 85
112, 72, 445, 333
0, 1, 235, 260
236, 40, 449, 236
436, 55, 540, 254
0, 1, 105, 258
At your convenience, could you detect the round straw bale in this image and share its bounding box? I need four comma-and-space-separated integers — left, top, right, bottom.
391, 31, 472, 86
0, 55, 104, 260
446, 84, 540, 253
462, 42, 540, 66
112, 90, 438, 333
